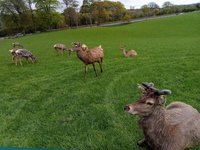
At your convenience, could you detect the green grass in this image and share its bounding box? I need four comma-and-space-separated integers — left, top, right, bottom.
0, 11, 200, 149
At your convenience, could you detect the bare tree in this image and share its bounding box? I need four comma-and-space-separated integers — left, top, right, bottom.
148, 2, 160, 9
162, 1, 174, 8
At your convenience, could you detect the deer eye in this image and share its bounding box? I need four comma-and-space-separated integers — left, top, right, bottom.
146, 102, 154, 105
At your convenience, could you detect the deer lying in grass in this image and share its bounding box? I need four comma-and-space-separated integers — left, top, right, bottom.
72, 42, 104, 79
124, 82, 200, 150
9, 49, 36, 65
120, 46, 137, 57
12, 42, 23, 48
53, 43, 72, 55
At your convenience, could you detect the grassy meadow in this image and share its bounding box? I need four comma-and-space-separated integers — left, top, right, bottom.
0, 11, 200, 149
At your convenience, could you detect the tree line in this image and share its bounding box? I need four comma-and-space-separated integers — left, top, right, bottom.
0, 0, 199, 37
131, 2, 200, 18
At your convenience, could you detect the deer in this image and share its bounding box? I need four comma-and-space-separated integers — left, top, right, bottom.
12, 42, 23, 48
120, 46, 137, 57
53, 43, 72, 55
9, 49, 36, 65
71, 42, 104, 79
124, 82, 200, 150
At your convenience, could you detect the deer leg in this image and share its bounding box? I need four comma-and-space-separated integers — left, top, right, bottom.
99, 58, 103, 73
14, 57, 17, 65
137, 138, 147, 147
92, 63, 97, 77
15, 56, 20, 65
20, 58, 22, 66
55, 48, 58, 55
84, 65, 87, 80
29, 57, 34, 64
62, 49, 64, 56
12, 56, 14, 63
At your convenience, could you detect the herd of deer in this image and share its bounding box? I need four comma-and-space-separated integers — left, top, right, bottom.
9, 42, 200, 150
9, 42, 137, 79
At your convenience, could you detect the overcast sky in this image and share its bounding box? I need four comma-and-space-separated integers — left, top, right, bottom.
73, 0, 200, 9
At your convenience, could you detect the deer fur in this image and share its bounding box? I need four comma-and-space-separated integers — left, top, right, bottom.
9, 49, 36, 65
120, 47, 137, 57
124, 82, 200, 150
72, 42, 104, 79
53, 43, 72, 55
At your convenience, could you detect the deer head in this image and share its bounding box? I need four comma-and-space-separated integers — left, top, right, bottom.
124, 82, 171, 117
120, 45, 126, 51
71, 42, 88, 51
71, 42, 81, 51
9, 48, 17, 54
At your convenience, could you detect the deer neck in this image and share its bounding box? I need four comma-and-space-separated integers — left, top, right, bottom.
76, 49, 91, 64
122, 49, 127, 57
139, 106, 166, 129
139, 107, 175, 149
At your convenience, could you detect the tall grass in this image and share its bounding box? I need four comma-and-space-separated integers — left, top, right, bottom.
0, 11, 200, 149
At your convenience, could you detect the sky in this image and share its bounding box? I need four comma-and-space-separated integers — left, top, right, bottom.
74, 0, 200, 9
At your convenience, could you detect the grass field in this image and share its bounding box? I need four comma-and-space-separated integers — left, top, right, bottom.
0, 11, 200, 150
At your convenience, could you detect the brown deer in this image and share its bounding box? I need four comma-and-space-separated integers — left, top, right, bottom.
124, 82, 200, 150
72, 42, 104, 79
120, 46, 137, 57
53, 43, 72, 55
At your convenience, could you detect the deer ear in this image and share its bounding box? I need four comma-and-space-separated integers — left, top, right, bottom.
146, 98, 155, 105
142, 82, 154, 89
139, 82, 155, 94
155, 89, 171, 96
137, 84, 146, 94
158, 95, 166, 105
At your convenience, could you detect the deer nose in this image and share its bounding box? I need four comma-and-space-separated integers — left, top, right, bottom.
124, 105, 130, 112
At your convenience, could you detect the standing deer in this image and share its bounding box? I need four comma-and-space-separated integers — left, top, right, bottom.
72, 42, 104, 79
120, 46, 137, 57
124, 82, 200, 150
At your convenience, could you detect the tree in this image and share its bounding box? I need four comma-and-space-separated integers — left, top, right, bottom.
161, 1, 175, 14
80, 0, 94, 26
64, 7, 77, 27
25, 0, 36, 32
110, 1, 126, 21
90, 1, 127, 25
147, 2, 160, 16
123, 12, 131, 22
141, 5, 150, 17
0, 0, 32, 34
91, 1, 111, 25
63, 0, 79, 8
51, 12, 65, 28
34, 0, 60, 29
148, 2, 160, 9
162, 1, 173, 8
63, 0, 79, 27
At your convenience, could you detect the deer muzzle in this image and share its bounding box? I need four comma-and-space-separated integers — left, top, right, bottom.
124, 105, 130, 112
124, 104, 138, 115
